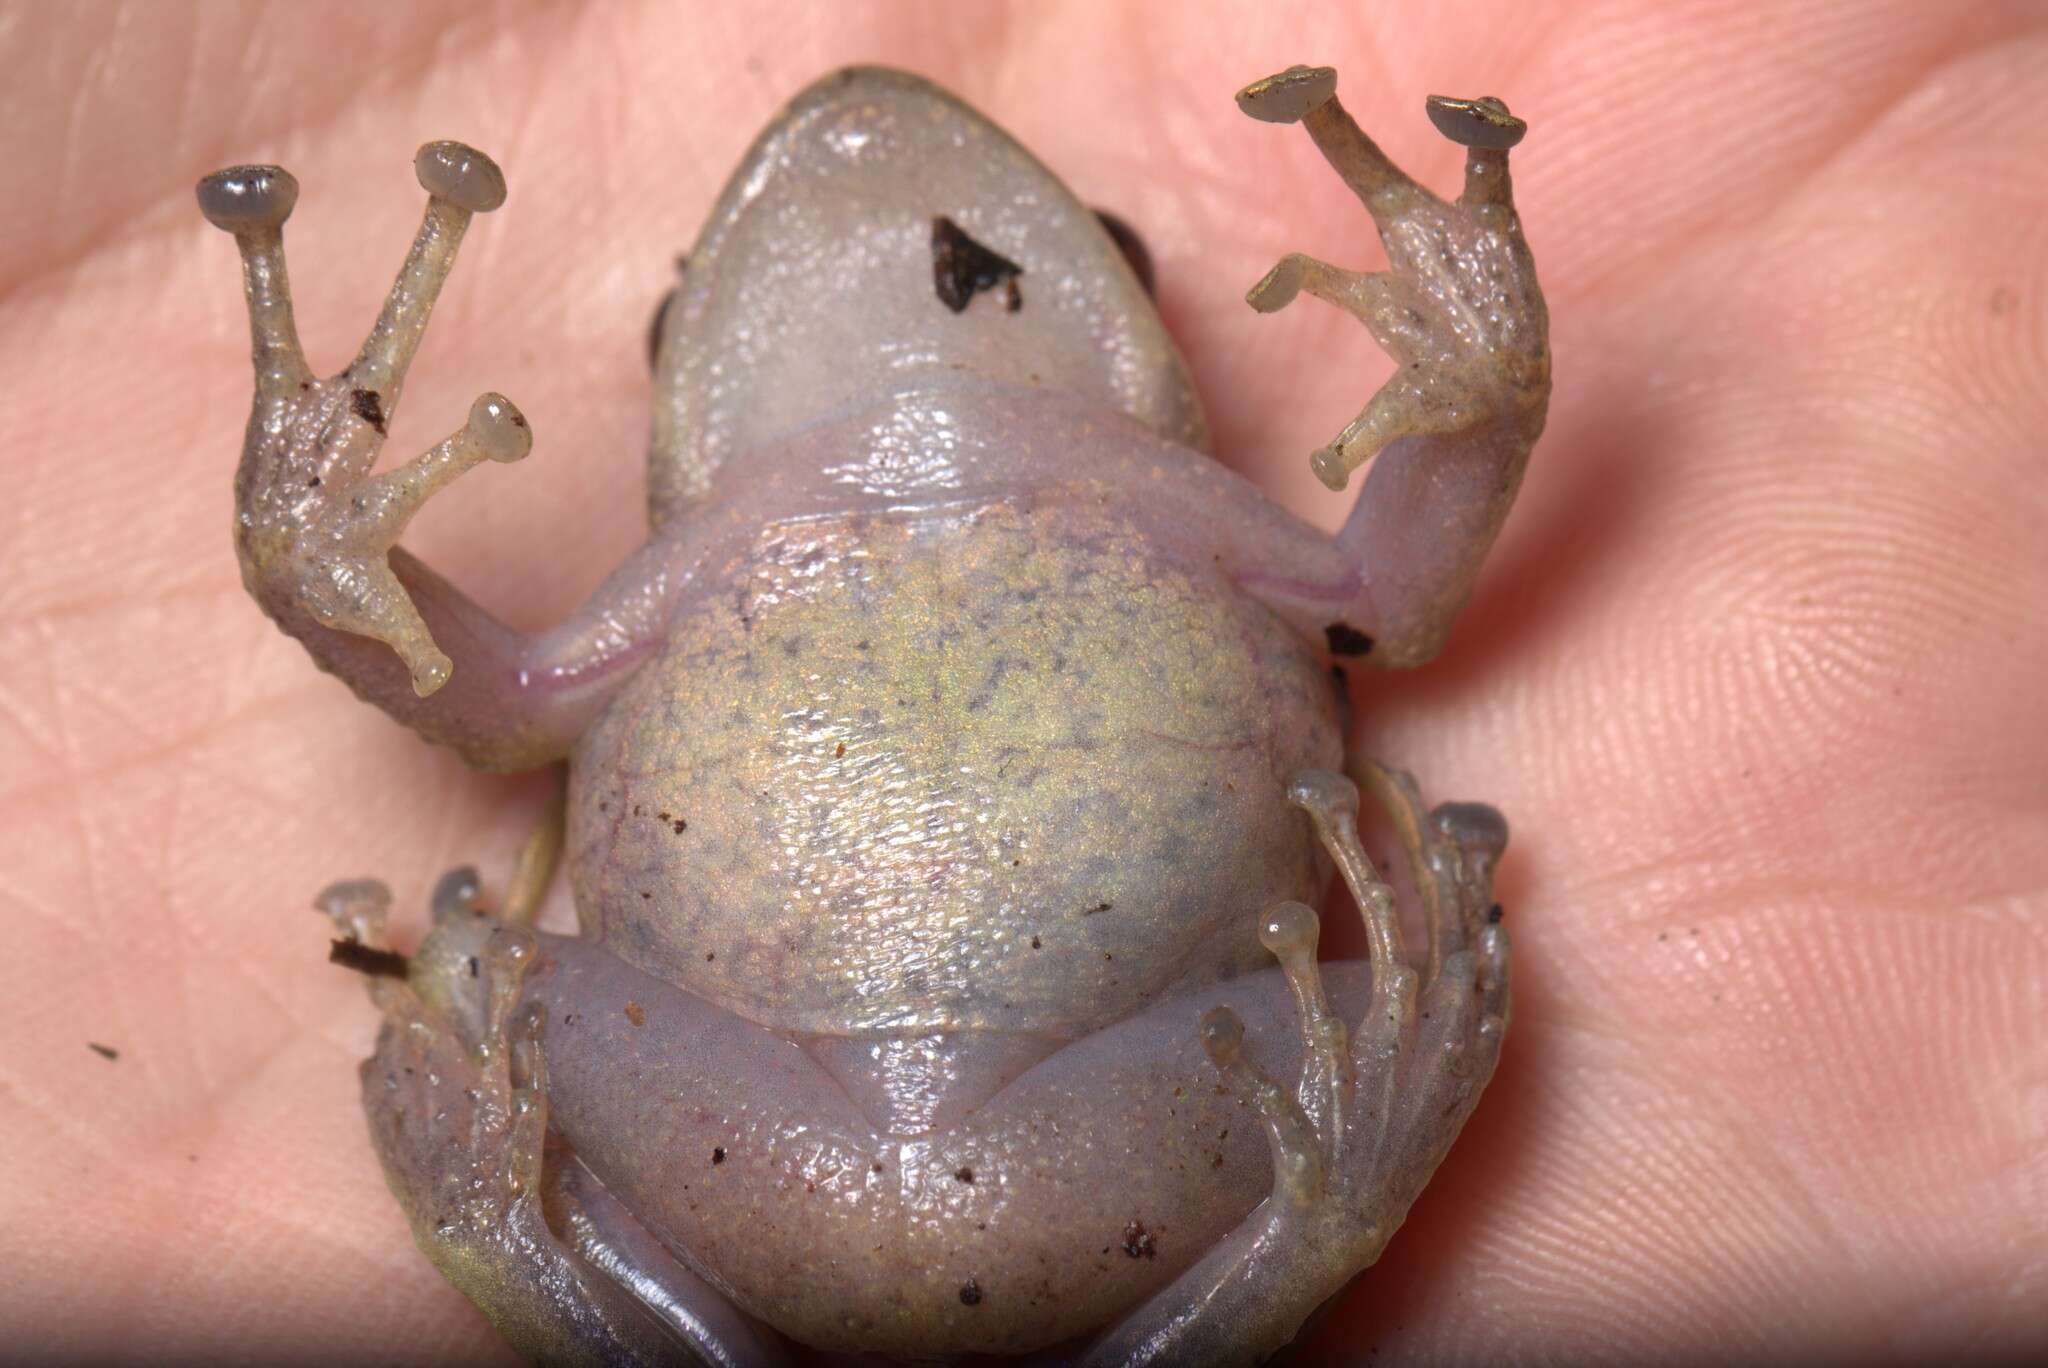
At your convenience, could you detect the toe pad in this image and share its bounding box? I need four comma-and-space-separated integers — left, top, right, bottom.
196, 164, 299, 231
1237, 66, 1337, 124
415, 141, 506, 213
1425, 96, 1526, 150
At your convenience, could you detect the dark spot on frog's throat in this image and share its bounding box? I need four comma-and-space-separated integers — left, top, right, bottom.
711, 1146, 726, 1165
931, 216, 1023, 314
954, 1166, 976, 1184
349, 387, 388, 435
1487, 902, 1505, 924
1324, 622, 1375, 657
330, 938, 408, 979
959, 1278, 983, 1306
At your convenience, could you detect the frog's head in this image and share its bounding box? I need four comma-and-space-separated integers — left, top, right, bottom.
647, 67, 1207, 521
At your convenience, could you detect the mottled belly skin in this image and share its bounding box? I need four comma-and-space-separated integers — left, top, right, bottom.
568, 495, 1343, 1038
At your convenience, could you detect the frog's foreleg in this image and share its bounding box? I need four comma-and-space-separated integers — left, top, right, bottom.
1238, 67, 1551, 668
199, 148, 667, 770
314, 872, 787, 1367
1073, 768, 1509, 1367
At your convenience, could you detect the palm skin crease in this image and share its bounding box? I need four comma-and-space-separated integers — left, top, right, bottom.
2, 1, 2045, 1363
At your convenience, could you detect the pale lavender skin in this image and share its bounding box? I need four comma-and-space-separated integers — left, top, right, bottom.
200, 65, 1543, 1366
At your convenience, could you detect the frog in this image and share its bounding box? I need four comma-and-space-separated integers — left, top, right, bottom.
197, 61, 1544, 1366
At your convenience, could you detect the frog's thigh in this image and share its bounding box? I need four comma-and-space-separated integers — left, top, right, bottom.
326, 876, 787, 1367
526, 931, 1379, 1357
521, 769, 1504, 1360
1071, 766, 1511, 1367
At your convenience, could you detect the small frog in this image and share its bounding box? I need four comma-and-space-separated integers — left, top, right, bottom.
198, 62, 1544, 1366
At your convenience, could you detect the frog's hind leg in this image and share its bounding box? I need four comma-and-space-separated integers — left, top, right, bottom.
1071, 766, 1509, 1366
315, 872, 787, 1365
1235, 66, 1551, 668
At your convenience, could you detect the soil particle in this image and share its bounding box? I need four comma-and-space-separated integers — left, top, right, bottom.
330, 939, 408, 978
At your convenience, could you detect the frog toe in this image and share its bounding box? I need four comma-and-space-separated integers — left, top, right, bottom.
1072, 764, 1512, 1366
343, 871, 774, 1365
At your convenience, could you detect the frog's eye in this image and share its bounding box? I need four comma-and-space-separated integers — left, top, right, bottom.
1093, 210, 1156, 299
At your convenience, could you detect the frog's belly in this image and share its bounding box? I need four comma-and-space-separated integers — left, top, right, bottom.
567, 496, 1342, 1037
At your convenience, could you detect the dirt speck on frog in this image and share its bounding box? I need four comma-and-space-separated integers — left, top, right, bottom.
200, 60, 1544, 1364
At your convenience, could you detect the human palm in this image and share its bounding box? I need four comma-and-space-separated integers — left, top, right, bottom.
6, 2, 2043, 1361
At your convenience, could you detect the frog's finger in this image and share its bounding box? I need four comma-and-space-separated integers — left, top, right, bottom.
196, 163, 313, 399
292, 548, 454, 698
1253, 257, 1437, 372
1238, 66, 1431, 220
346, 393, 532, 547
347, 141, 507, 398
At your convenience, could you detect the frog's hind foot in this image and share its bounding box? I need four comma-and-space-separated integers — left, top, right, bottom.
1237, 67, 1546, 494
317, 867, 778, 1364
1201, 768, 1508, 1234
1080, 768, 1508, 1365
316, 869, 556, 1289
198, 144, 530, 696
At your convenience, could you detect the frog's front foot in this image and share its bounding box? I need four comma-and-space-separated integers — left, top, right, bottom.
1078, 766, 1509, 1367
199, 145, 530, 696
1238, 68, 1545, 494
1231, 64, 1552, 669
316, 871, 782, 1366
